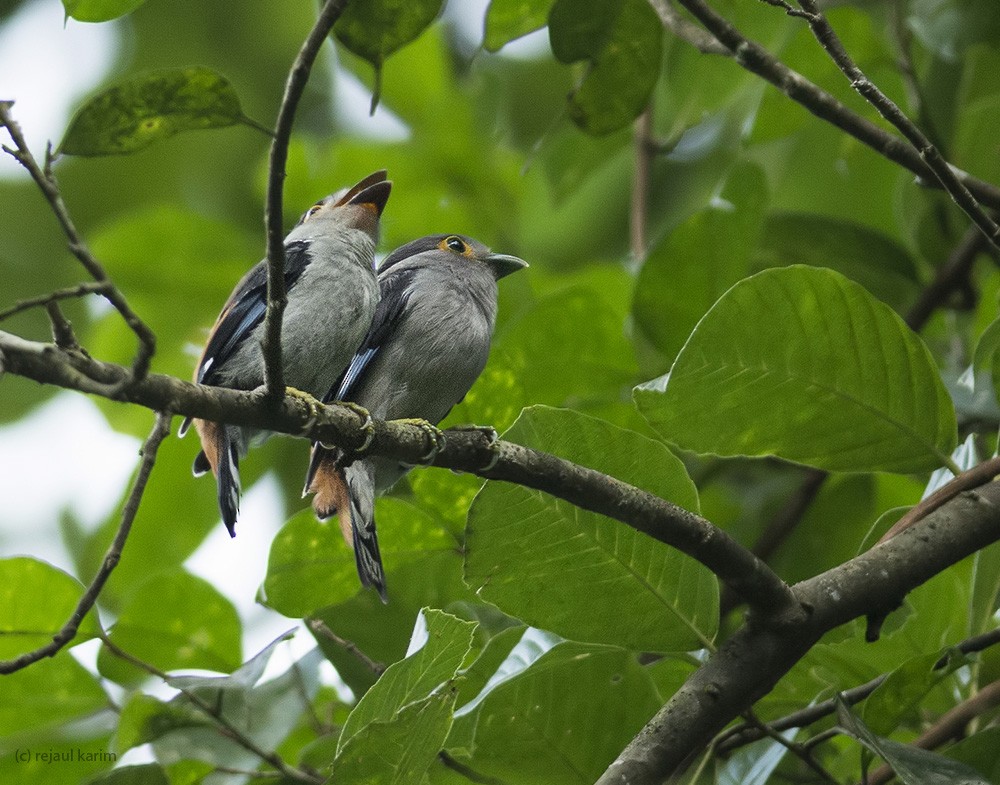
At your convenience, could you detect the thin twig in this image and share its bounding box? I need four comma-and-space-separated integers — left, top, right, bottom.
648, 0, 730, 55
738, 710, 838, 783
877, 454, 1000, 544
100, 633, 323, 783
0, 411, 171, 674
789, 0, 1000, 251
261, 0, 350, 399
438, 750, 510, 785
668, 0, 1000, 210
309, 618, 385, 675
905, 221, 990, 329
0, 103, 156, 383
631, 106, 654, 262
45, 301, 78, 350
0, 281, 110, 324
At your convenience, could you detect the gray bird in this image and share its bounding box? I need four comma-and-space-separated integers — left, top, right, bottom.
303, 233, 528, 600
182, 170, 391, 536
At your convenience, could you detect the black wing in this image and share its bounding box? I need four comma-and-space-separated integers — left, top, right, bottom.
323, 265, 417, 403
198, 240, 312, 386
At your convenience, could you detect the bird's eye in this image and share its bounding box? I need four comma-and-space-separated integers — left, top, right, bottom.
304, 203, 324, 221
445, 236, 466, 253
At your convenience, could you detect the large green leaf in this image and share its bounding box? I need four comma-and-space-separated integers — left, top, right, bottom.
62, 0, 147, 22
838, 699, 989, 785
449, 641, 660, 784
0, 557, 101, 658
548, 0, 662, 134
263, 498, 456, 617
339, 609, 476, 751
483, 0, 553, 51
330, 688, 457, 784
60, 67, 249, 156
0, 654, 107, 737
98, 569, 241, 684
335, 0, 442, 65
466, 406, 717, 652
635, 266, 958, 473
310, 552, 476, 699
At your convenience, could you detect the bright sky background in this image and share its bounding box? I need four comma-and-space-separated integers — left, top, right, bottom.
0, 0, 548, 698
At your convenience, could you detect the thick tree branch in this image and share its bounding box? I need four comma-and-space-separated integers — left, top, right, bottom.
0, 330, 798, 617
666, 0, 1000, 211
597, 482, 1000, 783
0, 103, 157, 383
261, 0, 350, 399
0, 411, 171, 674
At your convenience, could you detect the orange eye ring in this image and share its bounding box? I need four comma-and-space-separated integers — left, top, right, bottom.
442, 235, 469, 254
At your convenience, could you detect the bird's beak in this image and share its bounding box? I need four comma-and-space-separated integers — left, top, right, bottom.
334, 170, 388, 206
485, 252, 528, 279
347, 180, 392, 218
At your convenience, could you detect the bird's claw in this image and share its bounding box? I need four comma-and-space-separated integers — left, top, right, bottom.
335, 401, 375, 454
397, 418, 444, 464
285, 387, 323, 435
448, 425, 501, 471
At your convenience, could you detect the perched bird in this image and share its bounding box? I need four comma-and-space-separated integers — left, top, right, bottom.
304, 234, 528, 600
182, 170, 391, 536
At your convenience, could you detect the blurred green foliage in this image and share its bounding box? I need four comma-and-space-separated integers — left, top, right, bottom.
2, 0, 1000, 782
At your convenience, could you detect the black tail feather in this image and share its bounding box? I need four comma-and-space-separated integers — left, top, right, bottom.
216, 428, 241, 537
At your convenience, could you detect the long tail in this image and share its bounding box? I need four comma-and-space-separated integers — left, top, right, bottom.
307, 450, 386, 602
193, 420, 241, 537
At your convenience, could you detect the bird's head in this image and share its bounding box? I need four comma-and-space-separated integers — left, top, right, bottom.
381, 233, 528, 281
296, 170, 392, 240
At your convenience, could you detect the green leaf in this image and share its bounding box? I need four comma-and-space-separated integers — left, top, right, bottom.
635, 266, 958, 473
62, 0, 147, 22
334, 0, 444, 108
862, 650, 963, 736
60, 67, 247, 156
753, 212, 921, 313
484, 0, 553, 51
0, 654, 107, 737
634, 162, 768, 361
548, 0, 663, 134
837, 698, 989, 785
947, 727, 1000, 782
113, 693, 207, 755
0, 557, 100, 658
339, 609, 476, 751
263, 498, 455, 617
151, 649, 324, 772
99, 569, 241, 684
330, 688, 457, 783
466, 406, 717, 652
451, 641, 660, 784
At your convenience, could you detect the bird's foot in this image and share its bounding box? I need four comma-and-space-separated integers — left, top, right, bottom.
448, 425, 501, 471
328, 401, 375, 454
397, 418, 444, 464
285, 387, 324, 435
